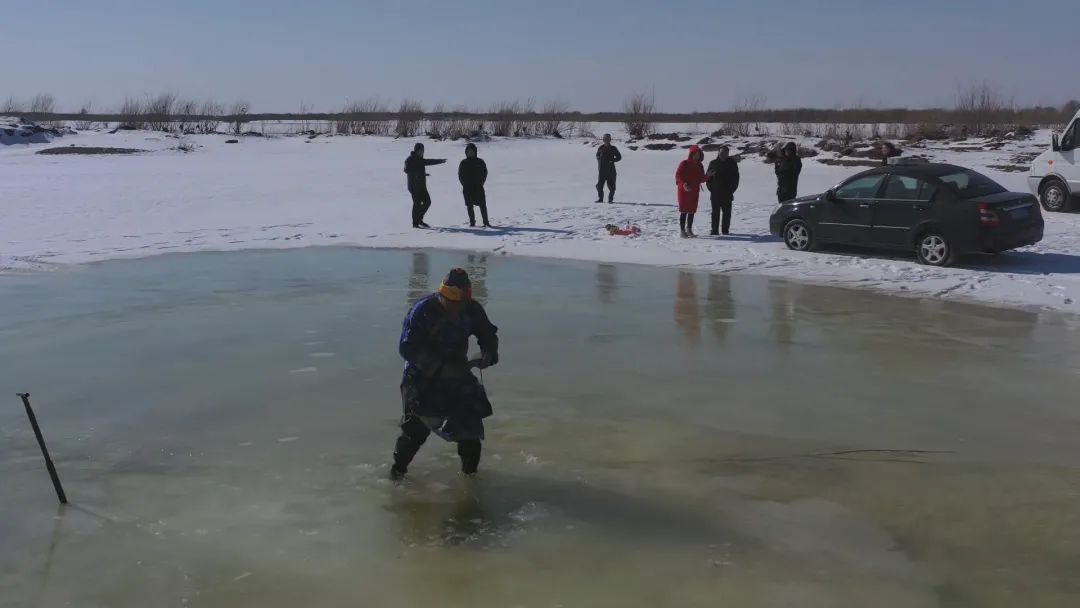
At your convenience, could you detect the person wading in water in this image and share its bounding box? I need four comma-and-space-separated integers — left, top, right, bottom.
391, 268, 499, 479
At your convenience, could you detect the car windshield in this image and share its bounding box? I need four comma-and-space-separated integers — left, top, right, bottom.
938, 169, 1006, 199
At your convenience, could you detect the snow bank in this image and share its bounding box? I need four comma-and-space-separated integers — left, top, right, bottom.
0, 116, 69, 145
1, 125, 1078, 314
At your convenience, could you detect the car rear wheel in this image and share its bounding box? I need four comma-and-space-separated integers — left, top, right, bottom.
916, 232, 954, 266
1040, 180, 1071, 212
783, 219, 814, 252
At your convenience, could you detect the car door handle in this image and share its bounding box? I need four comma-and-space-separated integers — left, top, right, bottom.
858, 203, 870, 208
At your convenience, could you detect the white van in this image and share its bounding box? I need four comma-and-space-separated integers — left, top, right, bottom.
1029, 109, 1080, 212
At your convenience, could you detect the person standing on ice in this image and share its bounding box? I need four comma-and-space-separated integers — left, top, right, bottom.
595, 134, 622, 203
391, 268, 499, 480
458, 143, 491, 228
774, 141, 802, 203
705, 146, 740, 235
675, 145, 708, 238
404, 142, 447, 228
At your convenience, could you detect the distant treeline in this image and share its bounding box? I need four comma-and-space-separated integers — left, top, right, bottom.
12, 106, 1079, 125
7, 87, 1078, 140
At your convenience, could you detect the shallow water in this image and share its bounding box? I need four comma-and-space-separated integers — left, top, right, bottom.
1, 248, 1079, 608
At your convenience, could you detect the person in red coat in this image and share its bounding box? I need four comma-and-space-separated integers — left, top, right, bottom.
676, 145, 708, 238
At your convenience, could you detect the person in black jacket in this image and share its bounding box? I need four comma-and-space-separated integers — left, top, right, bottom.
774, 141, 802, 203
705, 146, 740, 235
879, 141, 901, 166
404, 143, 447, 228
458, 143, 491, 227
595, 134, 622, 203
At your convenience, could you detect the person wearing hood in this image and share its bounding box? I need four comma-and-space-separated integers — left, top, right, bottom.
392, 268, 499, 480
458, 143, 491, 227
705, 146, 740, 235
774, 141, 802, 203
879, 141, 901, 166
675, 145, 708, 238
404, 142, 447, 228
595, 134, 622, 203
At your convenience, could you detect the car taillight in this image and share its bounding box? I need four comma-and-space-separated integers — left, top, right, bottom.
977, 202, 999, 227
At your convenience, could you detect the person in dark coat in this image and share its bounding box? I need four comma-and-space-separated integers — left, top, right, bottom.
880, 141, 901, 166
705, 146, 740, 235
392, 268, 499, 480
404, 142, 447, 228
595, 134, 622, 203
774, 141, 802, 203
458, 143, 491, 227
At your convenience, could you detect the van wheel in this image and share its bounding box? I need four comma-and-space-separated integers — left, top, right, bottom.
783, 219, 814, 252
916, 232, 954, 266
1040, 180, 1071, 212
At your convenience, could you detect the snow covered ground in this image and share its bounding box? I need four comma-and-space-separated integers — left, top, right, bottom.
2, 124, 1078, 313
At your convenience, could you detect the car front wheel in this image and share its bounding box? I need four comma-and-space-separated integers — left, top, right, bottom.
1040, 180, 1071, 212
783, 219, 814, 252
916, 232, 954, 266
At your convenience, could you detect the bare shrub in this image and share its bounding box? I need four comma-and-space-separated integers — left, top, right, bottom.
724, 121, 750, 137
440, 105, 476, 140
337, 100, 360, 134
488, 100, 518, 137
337, 98, 392, 136
145, 91, 178, 131
731, 94, 767, 136
2, 96, 24, 113
539, 99, 571, 137
29, 93, 56, 114
622, 91, 656, 138
395, 99, 424, 138
229, 99, 251, 134
955, 81, 1014, 137
198, 100, 223, 134
174, 99, 198, 133
426, 103, 450, 139
119, 96, 146, 129
29, 93, 58, 127
513, 97, 537, 137
73, 103, 96, 130
574, 121, 595, 139
779, 122, 806, 137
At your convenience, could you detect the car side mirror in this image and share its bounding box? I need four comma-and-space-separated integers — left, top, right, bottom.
825, 189, 838, 202
1052, 134, 1060, 152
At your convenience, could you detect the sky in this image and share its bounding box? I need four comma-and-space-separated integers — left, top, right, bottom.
4, 0, 1079, 113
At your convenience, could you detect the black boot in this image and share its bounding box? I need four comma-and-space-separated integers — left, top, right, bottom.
457, 440, 481, 476
391, 415, 430, 479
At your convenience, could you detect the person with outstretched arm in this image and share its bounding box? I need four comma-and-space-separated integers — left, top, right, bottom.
706, 146, 740, 235
458, 143, 491, 227
404, 142, 447, 228
391, 268, 499, 480
595, 134, 622, 203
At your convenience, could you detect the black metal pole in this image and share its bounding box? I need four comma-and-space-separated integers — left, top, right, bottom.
17, 393, 68, 505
